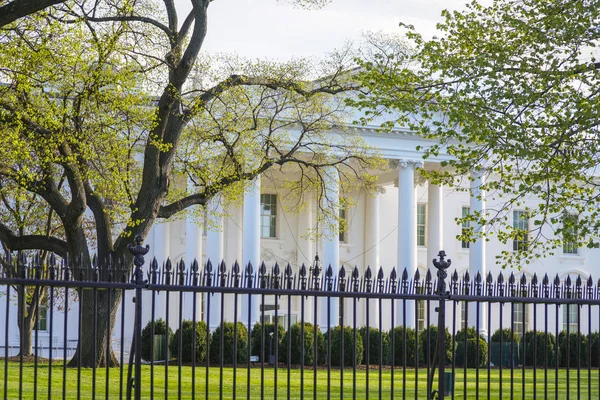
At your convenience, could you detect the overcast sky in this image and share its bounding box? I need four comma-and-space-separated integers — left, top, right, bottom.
173, 0, 478, 60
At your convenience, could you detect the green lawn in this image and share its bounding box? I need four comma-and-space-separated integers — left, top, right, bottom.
1, 362, 599, 399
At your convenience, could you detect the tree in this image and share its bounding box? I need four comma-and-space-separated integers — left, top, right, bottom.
0, 0, 66, 27
353, 0, 600, 265
0, 0, 379, 367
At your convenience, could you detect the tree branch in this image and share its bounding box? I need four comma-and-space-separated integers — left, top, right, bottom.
0, 0, 65, 27
0, 222, 68, 258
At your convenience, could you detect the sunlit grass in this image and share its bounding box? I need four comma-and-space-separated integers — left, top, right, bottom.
1, 361, 600, 399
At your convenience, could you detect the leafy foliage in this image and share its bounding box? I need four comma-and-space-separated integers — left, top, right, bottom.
141, 318, 173, 362
455, 328, 487, 368
250, 322, 285, 363
170, 320, 209, 363
353, 0, 600, 265
278, 322, 325, 366
326, 326, 363, 367
389, 326, 417, 367
210, 322, 248, 364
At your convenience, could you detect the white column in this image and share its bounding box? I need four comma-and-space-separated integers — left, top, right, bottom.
321, 166, 340, 329
364, 189, 381, 328
205, 196, 224, 330
296, 193, 314, 323
396, 160, 421, 328
469, 169, 487, 335
184, 199, 203, 320
153, 222, 170, 323
225, 206, 243, 323
242, 176, 261, 326
427, 183, 444, 269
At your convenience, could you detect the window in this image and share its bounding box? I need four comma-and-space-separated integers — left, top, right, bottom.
417, 204, 426, 247
417, 300, 426, 332
35, 304, 48, 331
461, 206, 470, 249
339, 204, 347, 243
563, 304, 578, 332
512, 303, 528, 338
513, 211, 529, 251
260, 194, 277, 238
562, 213, 578, 255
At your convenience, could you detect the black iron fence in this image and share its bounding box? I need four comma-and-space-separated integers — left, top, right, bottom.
1, 239, 600, 399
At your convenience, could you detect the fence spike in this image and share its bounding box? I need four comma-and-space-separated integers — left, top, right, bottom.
475, 270, 482, 283
352, 266, 360, 280
566, 274, 572, 287
414, 269, 420, 281
377, 267, 384, 281
390, 267, 397, 282
273, 262, 281, 277
542, 273, 549, 286
259, 261, 267, 276
401, 268, 408, 282
464, 270, 470, 282
325, 264, 333, 278
508, 271, 515, 285
497, 271, 504, 284
339, 265, 346, 279
365, 265, 372, 281
425, 269, 432, 282
486, 271, 493, 284
576, 275, 582, 287
299, 263, 307, 278
452, 270, 459, 283
532, 273, 538, 286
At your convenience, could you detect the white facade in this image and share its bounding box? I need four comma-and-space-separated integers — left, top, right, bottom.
1, 127, 597, 355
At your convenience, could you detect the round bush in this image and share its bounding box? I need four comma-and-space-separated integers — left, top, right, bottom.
419, 325, 452, 366
210, 322, 248, 364
250, 322, 285, 363
455, 328, 488, 367
170, 320, 208, 363
278, 322, 325, 366
589, 332, 600, 367
389, 326, 417, 367
141, 318, 174, 362
491, 328, 520, 343
558, 331, 588, 368
326, 326, 363, 366
524, 331, 556, 367
358, 326, 390, 365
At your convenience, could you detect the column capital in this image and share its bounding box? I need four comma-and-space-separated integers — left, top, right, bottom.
394, 159, 424, 169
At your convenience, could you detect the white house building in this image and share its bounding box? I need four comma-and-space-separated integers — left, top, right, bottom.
1, 122, 596, 357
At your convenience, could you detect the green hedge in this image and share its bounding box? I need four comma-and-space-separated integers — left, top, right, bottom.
250, 322, 285, 363
419, 325, 452, 366
141, 318, 173, 362
455, 328, 487, 367
524, 331, 556, 367
278, 322, 325, 366
210, 322, 248, 364
389, 326, 417, 366
358, 326, 391, 365
170, 320, 208, 363
326, 326, 363, 366
558, 331, 588, 368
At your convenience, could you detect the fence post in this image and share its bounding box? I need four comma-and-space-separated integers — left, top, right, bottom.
433, 250, 451, 400
128, 235, 149, 400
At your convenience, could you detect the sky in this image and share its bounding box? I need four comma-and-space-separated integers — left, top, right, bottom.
174, 0, 478, 60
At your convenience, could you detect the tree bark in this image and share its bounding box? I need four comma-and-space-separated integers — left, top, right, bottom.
67, 288, 122, 367
0, 0, 65, 28
16, 287, 33, 356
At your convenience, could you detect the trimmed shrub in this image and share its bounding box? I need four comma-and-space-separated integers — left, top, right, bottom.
589, 332, 600, 367
558, 331, 588, 368
326, 326, 363, 366
389, 326, 417, 367
491, 328, 520, 343
419, 325, 452, 366
490, 328, 520, 367
358, 326, 391, 365
141, 318, 173, 362
523, 331, 556, 367
210, 322, 248, 364
455, 328, 488, 367
170, 320, 208, 363
250, 322, 285, 363
278, 322, 325, 366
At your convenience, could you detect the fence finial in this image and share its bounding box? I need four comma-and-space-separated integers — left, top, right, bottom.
128, 235, 149, 284
432, 250, 451, 294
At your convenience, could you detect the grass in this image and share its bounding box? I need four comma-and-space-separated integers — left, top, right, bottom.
1, 361, 600, 399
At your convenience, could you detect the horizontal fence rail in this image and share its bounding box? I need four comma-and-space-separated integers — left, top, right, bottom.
1, 242, 600, 399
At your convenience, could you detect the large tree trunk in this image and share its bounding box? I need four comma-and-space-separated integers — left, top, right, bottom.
16, 289, 34, 356
67, 288, 123, 367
